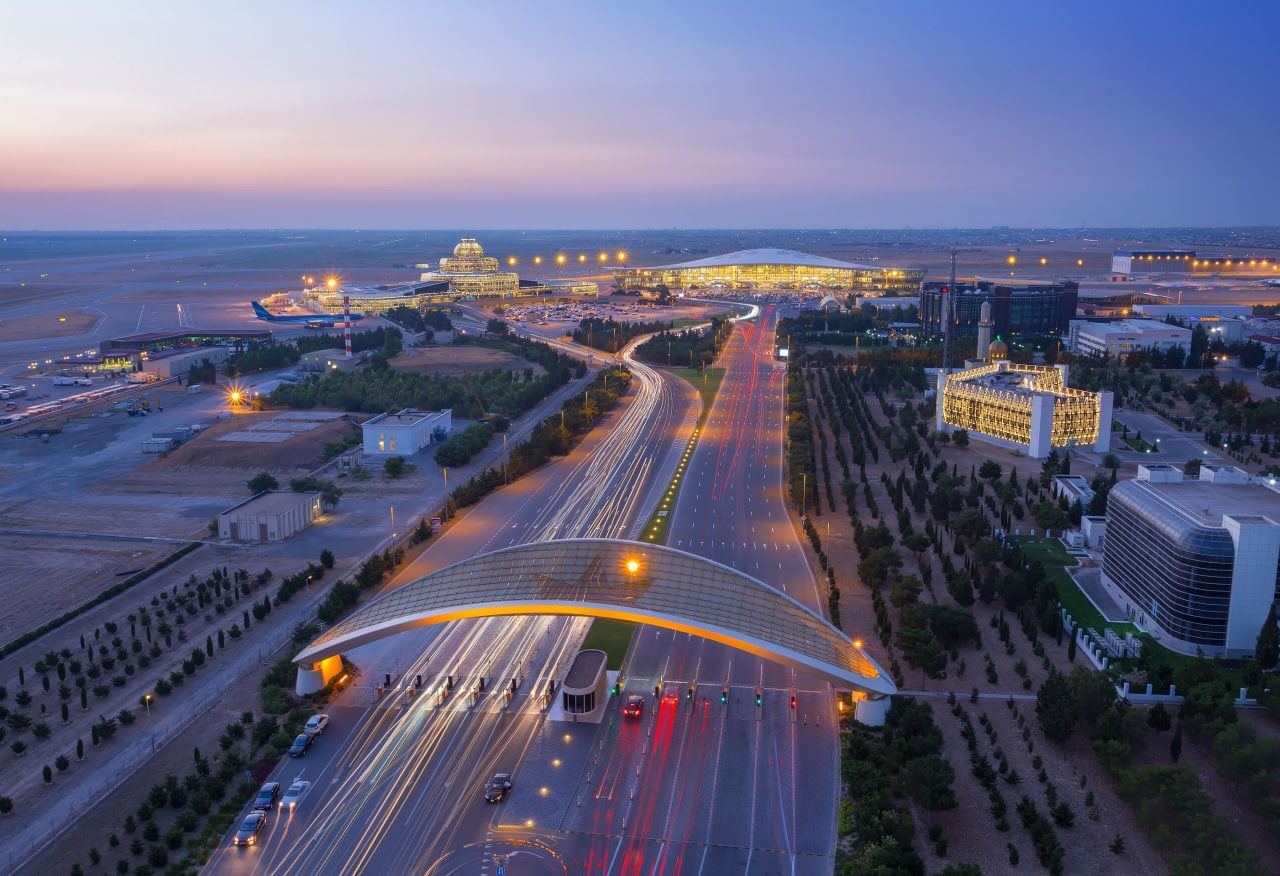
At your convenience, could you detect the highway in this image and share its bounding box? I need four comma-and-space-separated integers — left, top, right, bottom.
204, 332, 698, 874
534, 306, 839, 874
205, 306, 839, 875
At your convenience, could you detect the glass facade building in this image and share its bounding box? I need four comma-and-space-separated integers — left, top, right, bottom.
614, 248, 922, 294
920, 281, 1078, 342
1104, 483, 1236, 648
1100, 472, 1280, 657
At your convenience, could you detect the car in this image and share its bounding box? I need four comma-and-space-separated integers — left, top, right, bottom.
287, 733, 313, 757
483, 772, 513, 803
232, 810, 267, 847
251, 782, 280, 811
622, 695, 644, 719
303, 714, 329, 736
281, 779, 311, 811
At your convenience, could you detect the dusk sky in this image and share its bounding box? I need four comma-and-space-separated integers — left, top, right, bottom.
3, 1, 1278, 230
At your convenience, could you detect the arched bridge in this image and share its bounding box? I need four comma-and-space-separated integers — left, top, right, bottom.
294, 538, 895, 699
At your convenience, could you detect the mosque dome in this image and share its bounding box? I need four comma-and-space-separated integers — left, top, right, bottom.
987, 336, 1008, 361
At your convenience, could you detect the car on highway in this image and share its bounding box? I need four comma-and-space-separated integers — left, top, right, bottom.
232, 810, 267, 847
303, 714, 330, 736
288, 733, 313, 757
281, 779, 311, 811
252, 782, 280, 811
483, 772, 513, 803
622, 694, 644, 719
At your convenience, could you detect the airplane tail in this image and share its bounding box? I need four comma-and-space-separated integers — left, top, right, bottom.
251, 301, 276, 321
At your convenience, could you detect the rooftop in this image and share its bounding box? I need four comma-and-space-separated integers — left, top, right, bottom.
1077, 318, 1189, 336
1126, 479, 1280, 528
221, 490, 320, 516
364, 408, 449, 427
564, 649, 607, 689
641, 248, 880, 272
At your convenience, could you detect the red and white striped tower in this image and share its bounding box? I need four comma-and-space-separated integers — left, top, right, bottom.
343, 295, 353, 359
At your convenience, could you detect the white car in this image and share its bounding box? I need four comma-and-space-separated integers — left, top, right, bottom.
281, 779, 312, 811
304, 714, 330, 736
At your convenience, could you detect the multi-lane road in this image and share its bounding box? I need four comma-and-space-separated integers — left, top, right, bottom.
205, 306, 839, 875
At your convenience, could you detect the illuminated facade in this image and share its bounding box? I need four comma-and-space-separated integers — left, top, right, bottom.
936, 353, 1112, 459
418, 237, 522, 298
613, 248, 922, 294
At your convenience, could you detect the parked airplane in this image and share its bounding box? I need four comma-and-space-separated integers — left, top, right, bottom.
251, 301, 364, 327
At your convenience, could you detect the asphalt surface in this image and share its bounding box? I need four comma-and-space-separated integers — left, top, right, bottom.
204, 306, 839, 875
204, 332, 698, 875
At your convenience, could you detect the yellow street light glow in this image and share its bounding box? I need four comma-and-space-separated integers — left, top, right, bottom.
625, 558, 640, 574
1077, 258, 1084, 266
508, 256, 517, 266
1039, 257, 1047, 266
578, 253, 587, 263
598, 252, 608, 263
616, 251, 627, 263
539, 787, 550, 797
1006, 255, 1017, 266
326, 276, 338, 290
853, 639, 863, 649
534, 255, 543, 265
556, 254, 566, 266
562, 733, 572, 743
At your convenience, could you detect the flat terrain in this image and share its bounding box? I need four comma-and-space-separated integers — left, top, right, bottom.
0, 307, 99, 341
388, 345, 542, 377
151, 412, 360, 472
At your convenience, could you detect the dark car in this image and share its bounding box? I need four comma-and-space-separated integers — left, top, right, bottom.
622, 695, 644, 719
232, 810, 267, 847
252, 782, 280, 811
287, 733, 313, 757
483, 772, 513, 803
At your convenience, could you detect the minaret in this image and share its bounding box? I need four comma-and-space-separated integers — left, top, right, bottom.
976, 299, 994, 361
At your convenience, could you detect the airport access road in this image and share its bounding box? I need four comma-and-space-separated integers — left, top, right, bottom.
203, 337, 698, 875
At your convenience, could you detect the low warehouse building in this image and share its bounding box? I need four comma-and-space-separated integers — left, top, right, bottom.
141, 346, 230, 379
218, 491, 321, 542
362, 408, 452, 456
298, 348, 360, 374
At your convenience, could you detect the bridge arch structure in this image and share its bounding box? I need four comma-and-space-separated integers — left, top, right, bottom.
294, 539, 895, 721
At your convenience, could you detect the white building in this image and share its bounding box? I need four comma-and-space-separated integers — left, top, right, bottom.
1069, 318, 1191, 359
1051, 474, 1094, 509
218, 491, 321, 542
1101, 463, 1280, 658
362, 409, 453, 457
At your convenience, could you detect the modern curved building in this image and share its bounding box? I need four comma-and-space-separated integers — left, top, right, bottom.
613, 248, 922, 294
293, 538, 895, 720
1101, 464, 1280, 657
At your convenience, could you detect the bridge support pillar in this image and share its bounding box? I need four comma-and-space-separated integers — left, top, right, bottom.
854, 693, 890, 727
296, 655, 343, 696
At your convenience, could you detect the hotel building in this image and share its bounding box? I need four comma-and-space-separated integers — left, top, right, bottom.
1068, 318, 1192, 359
935, 341, 1112, 459
920, 280, 1078, 343
612, 248, 923, 294
1102, 463, 1280, 658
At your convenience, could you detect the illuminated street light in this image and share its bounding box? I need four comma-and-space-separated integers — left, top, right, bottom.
508, 256, 517, 266
1006, 255, 1017, 267
534, 255, 543, 265
555, 254, 566, 266
577, 253, 587, 264
326, 276, 339, 290
616, 251, 627, 263
598, 252, 608, 263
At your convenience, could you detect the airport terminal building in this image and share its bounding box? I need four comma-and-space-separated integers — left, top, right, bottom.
612, 248, 923, 294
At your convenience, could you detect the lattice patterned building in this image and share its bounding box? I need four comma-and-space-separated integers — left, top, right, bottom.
935, 342, 1112, 458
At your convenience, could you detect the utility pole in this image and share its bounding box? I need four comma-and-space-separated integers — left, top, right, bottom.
940, 249, 957, 378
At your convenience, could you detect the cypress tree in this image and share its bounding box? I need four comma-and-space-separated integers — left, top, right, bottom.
1170, 721, 1183, 763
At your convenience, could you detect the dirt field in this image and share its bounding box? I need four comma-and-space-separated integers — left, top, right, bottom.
389, 345, 543, 377
150, 412, 361, 472
0, 307, 99, 341
0, 534, 168, 646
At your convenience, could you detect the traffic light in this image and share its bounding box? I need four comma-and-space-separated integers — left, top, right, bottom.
687, 682, 696, 701
611, 677, 624, 696
789, 692, 797, 711
754, 687, 763, 707
720, 684, 729, 704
